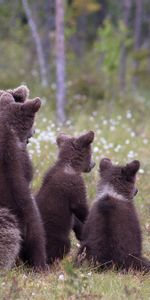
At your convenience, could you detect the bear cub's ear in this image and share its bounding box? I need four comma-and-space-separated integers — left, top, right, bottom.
0, 92, 15, 107
122, 160, 140, 179
99, 158, 112, 173
56, 133, 70, 147
22, 97, 41, 114
11, 85, 29, 103
77, 131, 94, 147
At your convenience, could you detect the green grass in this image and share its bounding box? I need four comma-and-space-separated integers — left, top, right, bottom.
0, 266, 149, 300
0, 94, 150, 300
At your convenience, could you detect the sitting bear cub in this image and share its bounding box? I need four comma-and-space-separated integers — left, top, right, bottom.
0, 92, 46, 271
77, 158, 150, 273
36, 131, 95, 264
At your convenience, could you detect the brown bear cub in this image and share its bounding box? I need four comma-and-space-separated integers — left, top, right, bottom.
0, 92, 47, 271
77, 158, 150, 273
36, 131, 95, 264
0, 85, 30, 270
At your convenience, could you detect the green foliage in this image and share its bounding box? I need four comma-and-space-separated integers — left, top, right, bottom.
132, 48, 150, 61
70, 73, 105, 101
68, 0, 100, 17
94, 19, 132, 73
106, 0, 122, 23
63, 260, 91, 298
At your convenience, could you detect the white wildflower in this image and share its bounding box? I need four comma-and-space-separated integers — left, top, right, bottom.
139, 169, 144, 174
66, 120, 71, 126
114, 144, 122, 152
103, 144, 109, 150
143, 139, 148, 144
126, 110, 132, 119
130, 132, 135, 137
108, 143, 113, 149
35, 128, 41, 134
94, 147, 99, 153
89, 116, 94, 121
117, 115, 122, 120
58, 274, 65, 281
102, 120, 108, 125
110, 126, 115, 131
127, 150, 137, 159
125, 139, 130, 145
42, 118, 47, 123
100, 137, 106, 144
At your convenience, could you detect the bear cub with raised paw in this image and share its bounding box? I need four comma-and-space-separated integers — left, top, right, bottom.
77, 158, 150, 273
36, 131, 95, 264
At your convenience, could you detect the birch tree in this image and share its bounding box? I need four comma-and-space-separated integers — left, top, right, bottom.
119, 0, 131, 91
55, 0, 66, 124
132, 0, 143, 87
22, 0, 48, 87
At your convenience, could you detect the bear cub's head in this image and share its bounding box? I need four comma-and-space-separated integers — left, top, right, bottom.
0, 92, 41, 145
56, 131, 95, 173
98, 158, 140, 200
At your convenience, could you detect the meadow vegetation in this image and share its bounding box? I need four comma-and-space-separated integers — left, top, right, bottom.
0, 88, 149, 300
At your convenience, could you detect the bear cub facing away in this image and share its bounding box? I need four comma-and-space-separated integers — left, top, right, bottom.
36, 131, 95, 264
77, 158, 150, 273
0, 85, 30, 270
0, 92, 46, 271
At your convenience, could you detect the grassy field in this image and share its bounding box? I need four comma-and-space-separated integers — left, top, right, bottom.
0, 94, 150, 299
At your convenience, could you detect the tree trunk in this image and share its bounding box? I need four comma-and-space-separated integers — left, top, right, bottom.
42, 0, 55, 82
132, 0, 143, 88
119, 0, 131, 91
148, 19, 150, 73
22, 0, 48, 87
55, 0, 66, 124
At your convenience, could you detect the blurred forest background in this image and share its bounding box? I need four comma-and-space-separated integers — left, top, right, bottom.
0, 0, 150, 122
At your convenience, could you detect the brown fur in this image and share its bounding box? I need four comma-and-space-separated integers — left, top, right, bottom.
0, 92, 47, 271
77, 158, 150, 273
0, 208, 21, 270
0, 85, 29, 103
36, 131, 95, 264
